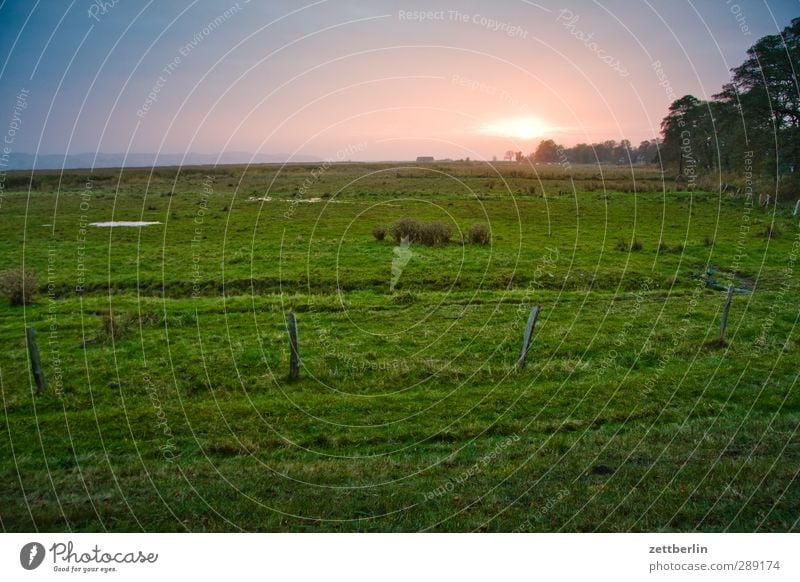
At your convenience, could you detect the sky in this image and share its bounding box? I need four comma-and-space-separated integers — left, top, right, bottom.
0, 0, 797, 162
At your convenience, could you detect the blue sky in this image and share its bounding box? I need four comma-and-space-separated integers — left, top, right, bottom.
0, 0, 797, 161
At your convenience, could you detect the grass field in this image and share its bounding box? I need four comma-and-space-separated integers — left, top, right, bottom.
1, 161, 798, 532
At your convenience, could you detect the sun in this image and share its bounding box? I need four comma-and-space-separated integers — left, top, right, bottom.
479, 117, 550, 140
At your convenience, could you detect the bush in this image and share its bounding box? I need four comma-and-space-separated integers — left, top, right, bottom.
372, 225, 387, 242
660, 241, 689, 253
391, 218, 420, 243
417, 224, 434, 246
387, 218, 453, 246
468, 223, 491, 245
0, 268, 38, 306
436, 223, 453, 245
98, 309, 132, 342
392, 291, 415, 304
615, 239, 642, 252
417, 222, 452, 246
759, 224, 781, 239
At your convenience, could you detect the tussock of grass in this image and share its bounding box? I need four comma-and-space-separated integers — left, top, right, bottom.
0, 268, 38, 306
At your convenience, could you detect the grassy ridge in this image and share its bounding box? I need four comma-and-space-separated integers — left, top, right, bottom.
0, 163, 798, 531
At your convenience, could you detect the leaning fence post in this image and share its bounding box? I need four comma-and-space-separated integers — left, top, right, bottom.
26, 327, 46, 394
719, 285, 734, 343
516, 304, 541, 370
285, 312, 300, 380
793, 199, 800, 217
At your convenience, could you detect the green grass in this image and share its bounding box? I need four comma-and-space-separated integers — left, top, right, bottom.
0, 162, 798, 531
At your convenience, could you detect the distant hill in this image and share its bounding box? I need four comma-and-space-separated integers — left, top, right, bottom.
3, 152, 323, 170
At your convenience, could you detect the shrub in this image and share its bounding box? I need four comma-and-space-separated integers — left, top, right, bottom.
615, 239, 642, 252
0, 268, 38, 306
372, 225, 387, 242
391, 218, 420, 243
417, 222, 452, 246
392, 291, 415, 304
658, 241, 684, 254
98, 309, 132, 342
468, 223, 491, 245
437, 223, 452, 244
417, 224, 434, 246
759, 224, 781, 239
386, 218, 454, 246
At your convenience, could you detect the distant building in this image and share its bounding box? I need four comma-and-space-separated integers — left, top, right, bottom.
416, 156, 434, 163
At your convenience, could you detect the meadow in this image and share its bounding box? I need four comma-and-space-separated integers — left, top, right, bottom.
0, 161, 798, 532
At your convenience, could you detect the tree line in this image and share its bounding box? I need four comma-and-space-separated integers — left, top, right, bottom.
503, 138, 660, 166
503, 17, 800, 199
660, 17, 799, 189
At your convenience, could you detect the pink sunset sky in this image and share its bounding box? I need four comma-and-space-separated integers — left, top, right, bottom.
0, 0, 796, 161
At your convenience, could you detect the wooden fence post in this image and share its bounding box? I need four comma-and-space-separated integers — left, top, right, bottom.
26, 327, 46, 394
286, 312, 300, 380
516, 304, 540, 370
719, 285, 734, 343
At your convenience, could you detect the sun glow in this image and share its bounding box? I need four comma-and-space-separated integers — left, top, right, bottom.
478, 117, 550, 140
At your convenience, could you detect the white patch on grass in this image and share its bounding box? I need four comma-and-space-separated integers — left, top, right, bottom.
89, 221, 162, 227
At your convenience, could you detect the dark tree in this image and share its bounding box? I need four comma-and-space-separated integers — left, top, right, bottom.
715, 17, 800, 174
660, 95, 702, 177
533, 139, 561, 163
